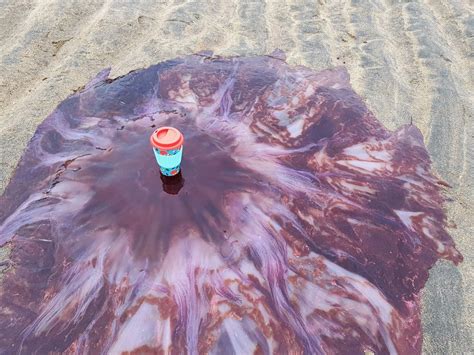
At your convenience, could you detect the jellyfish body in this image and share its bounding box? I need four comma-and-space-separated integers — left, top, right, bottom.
0, 52, 462, 354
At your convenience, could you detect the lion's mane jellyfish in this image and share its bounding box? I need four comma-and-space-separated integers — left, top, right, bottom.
0, 51, 462, 354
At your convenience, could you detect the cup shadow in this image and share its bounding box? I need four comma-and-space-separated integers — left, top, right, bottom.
160, 171, 184, 195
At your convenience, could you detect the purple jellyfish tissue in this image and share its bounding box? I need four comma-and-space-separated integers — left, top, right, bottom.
0, 51, 462, 354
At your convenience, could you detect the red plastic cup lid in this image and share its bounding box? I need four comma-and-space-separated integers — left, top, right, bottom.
150, 127, 184, 150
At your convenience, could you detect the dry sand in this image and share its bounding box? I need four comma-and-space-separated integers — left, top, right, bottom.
0, 0, 472, 353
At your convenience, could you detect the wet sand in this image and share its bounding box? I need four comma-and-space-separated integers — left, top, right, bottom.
0, 1, 472, 353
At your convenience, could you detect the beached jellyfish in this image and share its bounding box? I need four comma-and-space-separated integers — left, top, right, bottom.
0, 51, 462, 354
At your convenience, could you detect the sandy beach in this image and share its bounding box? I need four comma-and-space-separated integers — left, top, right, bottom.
0, 0, 472, 353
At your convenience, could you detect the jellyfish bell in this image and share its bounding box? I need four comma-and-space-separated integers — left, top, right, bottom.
0, 52, 462, 354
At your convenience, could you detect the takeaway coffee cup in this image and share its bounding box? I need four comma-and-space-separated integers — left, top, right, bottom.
150, 127, 184, 176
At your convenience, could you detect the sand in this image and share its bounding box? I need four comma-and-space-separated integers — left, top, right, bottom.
0, 0, 472, 353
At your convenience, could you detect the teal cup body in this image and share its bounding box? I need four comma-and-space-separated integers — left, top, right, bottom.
152, 146, 183, 176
